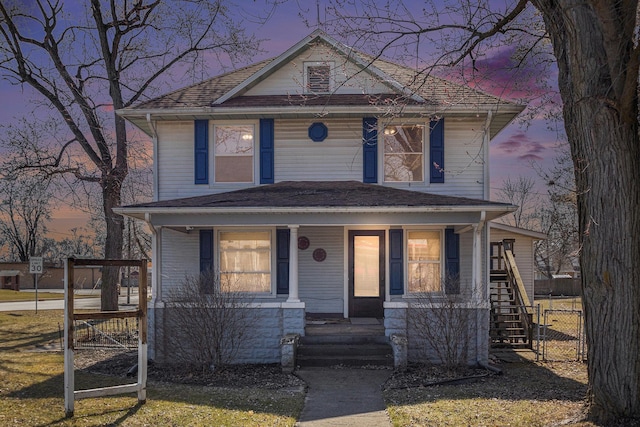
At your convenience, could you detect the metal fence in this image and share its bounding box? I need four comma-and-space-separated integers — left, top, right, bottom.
539, 309, 586, 362
528, 299, 586, 362
74, 318, 139, 350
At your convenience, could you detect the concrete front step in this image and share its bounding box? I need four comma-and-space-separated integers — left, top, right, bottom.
297, 342, 393, 367
304, 323, 384, 337
299, 322, 392, 367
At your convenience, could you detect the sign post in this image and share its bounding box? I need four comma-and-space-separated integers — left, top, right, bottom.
29, 257, 43, 313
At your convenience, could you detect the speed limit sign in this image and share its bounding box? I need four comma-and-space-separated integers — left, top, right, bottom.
29, 257, 43, 274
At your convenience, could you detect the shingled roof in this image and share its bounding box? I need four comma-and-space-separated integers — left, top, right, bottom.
118, 30, 524, 138
133, 59, 273, 109
123, 181, 514, 210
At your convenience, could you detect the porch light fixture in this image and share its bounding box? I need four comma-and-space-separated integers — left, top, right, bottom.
241, 133, 253, 141
384, 126, 397, 136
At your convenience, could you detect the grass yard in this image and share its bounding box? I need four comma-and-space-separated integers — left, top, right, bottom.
385, 356, 593, 426
385, 296, 591, 426
1, 306, 596, 426
0, 310, 304, 426
535, 296, 582, 311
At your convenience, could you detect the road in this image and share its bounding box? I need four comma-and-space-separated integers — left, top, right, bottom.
0, 290, 140, 312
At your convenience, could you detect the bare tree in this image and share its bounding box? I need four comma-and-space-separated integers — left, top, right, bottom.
164, 270, 257, 370
0, 121, 56, 262
535, 145, 579, 278
41, 228, 100, 266
324, 1, 640, 422
0, 0, 270, 310
0, 171, 53, 262
496, 176, 540, 229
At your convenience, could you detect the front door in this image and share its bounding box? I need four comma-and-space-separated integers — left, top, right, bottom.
348, 230, 385, 318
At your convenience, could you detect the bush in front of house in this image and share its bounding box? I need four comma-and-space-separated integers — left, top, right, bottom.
163, 270, 256, 371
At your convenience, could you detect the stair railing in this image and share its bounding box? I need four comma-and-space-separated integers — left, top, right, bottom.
500, 240, 534, 345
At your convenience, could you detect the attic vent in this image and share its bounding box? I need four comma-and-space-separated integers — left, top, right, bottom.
305, 63, 331, 93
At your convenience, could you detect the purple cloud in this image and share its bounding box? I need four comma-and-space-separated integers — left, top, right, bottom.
494, 130, 551, 162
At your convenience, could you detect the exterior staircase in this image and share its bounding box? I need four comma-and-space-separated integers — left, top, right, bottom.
297, 319, 393, 367
490, 240, 534, 349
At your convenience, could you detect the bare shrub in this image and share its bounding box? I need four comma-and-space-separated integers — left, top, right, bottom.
164, 270, 256, 371
408, 275, 477, 371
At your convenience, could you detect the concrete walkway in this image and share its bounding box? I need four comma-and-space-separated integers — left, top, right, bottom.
296, 367, 392, 427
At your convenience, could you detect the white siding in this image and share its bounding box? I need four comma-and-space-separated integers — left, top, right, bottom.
298, 226, 344, 313
157, 121, 196, 200
245, 45, 390, 96
274, 118, 363, 181
156, 121, 260, 200
161, 228, 199, 296
155, 116, 486, 200
489, 228, 536, 300
381, 116, 486, 199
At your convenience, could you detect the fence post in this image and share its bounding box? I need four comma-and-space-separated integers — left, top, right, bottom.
535, 304, 541, 362
64, 258, 75, 417
138, 260, 148, 403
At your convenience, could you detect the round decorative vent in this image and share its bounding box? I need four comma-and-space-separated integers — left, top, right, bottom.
313, 248, 327, 262
308, 122, 328, 142
298, 236, 310, 250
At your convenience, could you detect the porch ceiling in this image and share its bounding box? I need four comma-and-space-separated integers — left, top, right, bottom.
115, 181, 516, 225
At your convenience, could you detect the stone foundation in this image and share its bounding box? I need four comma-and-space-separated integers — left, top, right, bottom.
385, 305, 490, 365
148, 302, 305, 365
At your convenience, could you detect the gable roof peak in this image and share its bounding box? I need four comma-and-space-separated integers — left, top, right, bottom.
213, 29, 422, 105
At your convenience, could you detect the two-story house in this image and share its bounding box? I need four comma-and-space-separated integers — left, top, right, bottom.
116, 30, 534, 367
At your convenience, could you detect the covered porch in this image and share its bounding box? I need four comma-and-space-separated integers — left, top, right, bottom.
117, 181, 516, 365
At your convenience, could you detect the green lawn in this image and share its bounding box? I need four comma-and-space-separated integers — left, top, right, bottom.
0, 310, 304, 426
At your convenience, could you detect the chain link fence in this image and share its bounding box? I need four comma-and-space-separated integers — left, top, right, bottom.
532, 298, 586, 362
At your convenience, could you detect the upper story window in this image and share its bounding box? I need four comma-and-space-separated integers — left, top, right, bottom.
407, 230, 442, 293
304, 62, 332, 93
219, 230, 272, 293
383, 124, 424, 182
214, 124, 254, 183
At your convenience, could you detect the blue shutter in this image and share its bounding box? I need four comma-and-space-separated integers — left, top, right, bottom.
194, 120, 209, 184
430, 118, 445, 183
199, 229, 214, 273
362, 117, 378, 183
260, 118, 275, 184
389, 229, 404, 295
445, 228, 460, 294
276, 229, 290, 294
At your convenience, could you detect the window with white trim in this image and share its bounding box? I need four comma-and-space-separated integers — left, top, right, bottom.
304, 62, 332, 93
407, 230, 442, 292
214, 124, 254, 183
383, 124, 424, 182
219, 230, 271, 293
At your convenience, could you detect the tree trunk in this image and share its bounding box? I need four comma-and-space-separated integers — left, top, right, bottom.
533, 0, 640, 422
100, 172, 124, 311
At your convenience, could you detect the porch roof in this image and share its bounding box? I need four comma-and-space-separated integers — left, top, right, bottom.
116, 181, 516, 222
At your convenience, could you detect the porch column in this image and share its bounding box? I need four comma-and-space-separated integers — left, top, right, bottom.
287, 225, 300, 303
472, 212, 486, 302
152, 226, 162, 303
472, 224, 481, 301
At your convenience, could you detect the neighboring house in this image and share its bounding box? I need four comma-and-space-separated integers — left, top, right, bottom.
116, 30, 529, 366
0, 262, 101, 290
488, 223, 547, 300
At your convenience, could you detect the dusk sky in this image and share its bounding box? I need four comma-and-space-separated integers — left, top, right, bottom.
0, 1, 564, 239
